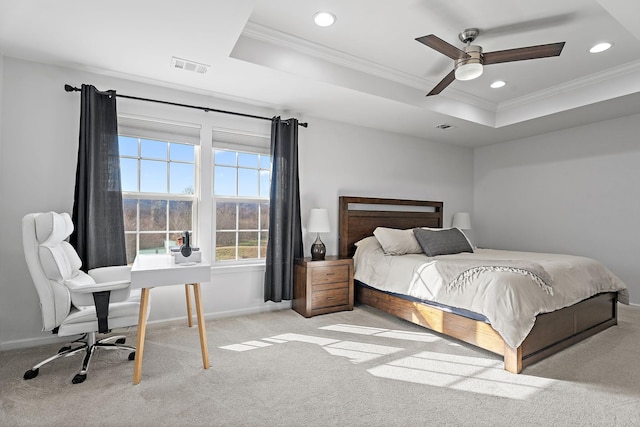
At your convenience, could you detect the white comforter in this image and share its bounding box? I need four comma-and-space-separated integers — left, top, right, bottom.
353, 236, 629, 348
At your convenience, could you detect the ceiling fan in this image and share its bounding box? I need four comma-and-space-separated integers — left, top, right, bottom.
416, 28, 565, 96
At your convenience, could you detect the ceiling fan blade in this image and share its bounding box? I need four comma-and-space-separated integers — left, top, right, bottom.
416, 34, 469, 60
481, 14, 577, 38
483, 42, 565, 65
427, 70, 456, 96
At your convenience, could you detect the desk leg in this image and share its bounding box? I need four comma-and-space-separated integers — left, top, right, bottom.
133, 287, 150, 385
185, 284, 193, 327
192, 283, 210, 369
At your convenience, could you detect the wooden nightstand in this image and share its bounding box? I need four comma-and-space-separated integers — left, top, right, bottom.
293, 256, 354, 318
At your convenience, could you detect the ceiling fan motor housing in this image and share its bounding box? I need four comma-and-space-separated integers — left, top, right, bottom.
455, 45, 484, 80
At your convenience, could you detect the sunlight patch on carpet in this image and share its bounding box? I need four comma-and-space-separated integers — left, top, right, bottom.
323, 341, 404, 363
319, 324, 387, 335
217, 323, 556, 398
368, 351, 556, 400
321, 323, 441, 343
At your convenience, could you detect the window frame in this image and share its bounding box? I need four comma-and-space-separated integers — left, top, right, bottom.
211, 135, 271, 266
118, 131, 200, 263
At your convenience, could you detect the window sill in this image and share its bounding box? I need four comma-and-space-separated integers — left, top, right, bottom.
210, 262, 266, 275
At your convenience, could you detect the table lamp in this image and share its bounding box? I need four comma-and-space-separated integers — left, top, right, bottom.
308, 208, 330, 261
452, 212, 471, 230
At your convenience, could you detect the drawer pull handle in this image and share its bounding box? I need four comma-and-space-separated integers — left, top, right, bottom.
326, 272, 335, 276
326, 296, 335, 300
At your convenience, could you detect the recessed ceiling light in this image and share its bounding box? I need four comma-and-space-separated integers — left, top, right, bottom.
490, 80, 506, 89
589, 42, 612, 53
313, 12, 336, 27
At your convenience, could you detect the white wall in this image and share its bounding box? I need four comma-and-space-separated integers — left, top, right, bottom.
0, 56, 474, 349
298, 117, 474, 255
474, 115, 640, 304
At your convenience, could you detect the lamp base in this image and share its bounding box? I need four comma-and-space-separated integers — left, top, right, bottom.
311, 234, 326, 261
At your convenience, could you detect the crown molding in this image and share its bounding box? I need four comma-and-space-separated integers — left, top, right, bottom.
497, 59, 640, 112
242, 22, 496, 112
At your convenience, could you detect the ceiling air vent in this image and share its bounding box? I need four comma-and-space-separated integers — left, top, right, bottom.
435, 123, 455, 130
171, 57, 210, 74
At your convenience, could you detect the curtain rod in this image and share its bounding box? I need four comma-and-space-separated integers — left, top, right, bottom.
64, 84, 308, 128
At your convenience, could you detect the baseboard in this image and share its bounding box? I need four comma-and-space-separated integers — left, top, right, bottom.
2, 302, 293, 351
146, 301, 292, 326
0, 334, 71, 352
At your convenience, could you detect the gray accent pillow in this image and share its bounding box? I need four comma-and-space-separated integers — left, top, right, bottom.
413, 227, 474, 257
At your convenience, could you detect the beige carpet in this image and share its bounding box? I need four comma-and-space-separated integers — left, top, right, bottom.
1, 303, 639, 426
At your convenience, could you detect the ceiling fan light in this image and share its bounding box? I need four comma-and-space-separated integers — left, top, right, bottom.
455, 63, 483, 81
455, 45, 484, 81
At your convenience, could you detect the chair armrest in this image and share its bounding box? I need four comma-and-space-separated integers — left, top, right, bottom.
64, 273, 130, 294
88, 265, 131, 283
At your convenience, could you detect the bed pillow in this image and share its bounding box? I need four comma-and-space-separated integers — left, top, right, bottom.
421, 226, 476, 249
373, 227, 422, 255
413, 227, 474, 257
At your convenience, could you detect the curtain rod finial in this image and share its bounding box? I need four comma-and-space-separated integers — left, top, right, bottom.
64, 84, 78, 92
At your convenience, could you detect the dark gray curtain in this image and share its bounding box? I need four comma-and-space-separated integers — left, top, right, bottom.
70, 84, 127, 271
264, 117, 303, 302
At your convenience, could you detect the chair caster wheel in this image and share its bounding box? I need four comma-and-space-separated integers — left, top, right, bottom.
24, 369, 39, 380
72, 373, 86, 384
128, 351, 136, 361
58, 346, 71, 353
116, 338, 126, 345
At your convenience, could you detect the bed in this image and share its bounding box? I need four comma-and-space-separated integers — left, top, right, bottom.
338, 196, 629, 373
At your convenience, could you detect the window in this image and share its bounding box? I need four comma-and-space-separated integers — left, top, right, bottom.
213, 148, 270, 262
119, 135, 198, 264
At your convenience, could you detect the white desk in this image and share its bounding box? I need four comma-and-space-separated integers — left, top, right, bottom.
131, 254, 211, 385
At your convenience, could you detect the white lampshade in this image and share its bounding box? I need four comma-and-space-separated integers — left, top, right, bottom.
307, 208, 330, 233
452, 212, 471, 230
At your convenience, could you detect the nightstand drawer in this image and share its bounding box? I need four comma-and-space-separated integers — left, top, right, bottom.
312, 287, 349, 309
311, 265, 349, 284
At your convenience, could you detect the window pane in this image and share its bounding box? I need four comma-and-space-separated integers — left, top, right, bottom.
214, 166, 236, 196
216, 202, 237, 230
141, 139, 167, 160
260, 203, 269, 230
238, 152, 258, 168
125, 233, 137, 264
119, 136, 138, 157
170, 162, 194, 194
123, 199, 137, 231
140, 233, 167, 254
216, 232, 236, 261
259, 170, 270, 198
238, 232, 259, 259
120, 158, 138, 192
238, 169, 258, 197
260, 155, 271, 169
170, 143, 194, 162
238, 203, 258, 230
214, 150, 236, 166
140, 160, 167, 193
260, 231, 268, 259
139, 199, 167, 231
169, 200, 193, 231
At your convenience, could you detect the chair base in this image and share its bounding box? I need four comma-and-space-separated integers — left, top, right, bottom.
23, 332, 136, 384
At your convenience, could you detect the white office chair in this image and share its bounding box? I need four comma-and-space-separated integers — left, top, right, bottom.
22, 211, 146, 384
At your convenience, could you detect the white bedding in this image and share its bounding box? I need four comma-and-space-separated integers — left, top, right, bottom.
353, 236, 629, 348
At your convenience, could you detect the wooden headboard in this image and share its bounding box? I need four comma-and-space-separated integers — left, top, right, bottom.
338, 196, 443, 258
